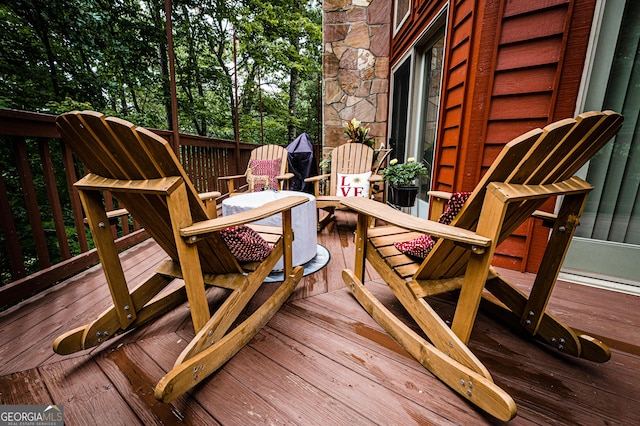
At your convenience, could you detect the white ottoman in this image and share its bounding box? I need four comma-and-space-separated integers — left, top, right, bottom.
222, 190, 317, 271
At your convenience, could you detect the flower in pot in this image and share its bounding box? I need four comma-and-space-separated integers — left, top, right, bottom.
382, 157, 428, 207
382, 157, 428, 187
344, 118, 375, 148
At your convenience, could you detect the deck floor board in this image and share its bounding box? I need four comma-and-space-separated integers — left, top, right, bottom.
1, 211, 638, 425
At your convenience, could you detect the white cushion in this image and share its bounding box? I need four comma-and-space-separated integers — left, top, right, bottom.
336, 171, 372, 198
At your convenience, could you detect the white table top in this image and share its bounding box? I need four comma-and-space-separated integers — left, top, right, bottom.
223, 190, 315, 209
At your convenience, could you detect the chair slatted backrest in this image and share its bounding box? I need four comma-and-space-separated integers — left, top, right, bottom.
416, 111, 623, 280
328, 143, 375, 196
57, 111, 242, 275
250, 145, 289, 175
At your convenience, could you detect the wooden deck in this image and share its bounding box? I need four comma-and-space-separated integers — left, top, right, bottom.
1, 211, 639, 425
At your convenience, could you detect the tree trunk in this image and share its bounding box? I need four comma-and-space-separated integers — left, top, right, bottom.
149, 0, 173, 129
288, 55, 299, 143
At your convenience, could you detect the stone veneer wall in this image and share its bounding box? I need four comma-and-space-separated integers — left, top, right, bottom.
322, 0, 391, 152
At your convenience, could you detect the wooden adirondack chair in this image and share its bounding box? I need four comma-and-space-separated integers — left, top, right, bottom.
53, 111, 309, 402
341, 111, 623, 421
219, 144, 294, 194
306, 142, 383, 230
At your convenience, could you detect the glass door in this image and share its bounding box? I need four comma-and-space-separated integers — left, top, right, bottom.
389, 58, 412, 164
388, 10, 446, 217
414, 29, 445, 218
563, 0, 640, 291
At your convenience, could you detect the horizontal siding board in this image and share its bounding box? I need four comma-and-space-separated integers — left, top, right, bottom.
449, 41, 470, 69
492, 253, 523, 270
451, 19, 472, 48
496, 37, 563, 70
480, 145, 506, 168
485, 119, 548, 144
453, 0, 473, 26
445, 85, 464, 108
492, 67, 556, 96
443, 106, 463, 128
436, 165, 455, 186
488, 93, 552, 120
495, 235, 527, 257
441, 128, 460, 146
503, 0, 569, 18
447, 64, 467, 89
500, 8, 568, 44
439, 148, 457, 165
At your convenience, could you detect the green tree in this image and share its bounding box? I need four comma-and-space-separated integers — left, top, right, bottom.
0, 0, 321, 143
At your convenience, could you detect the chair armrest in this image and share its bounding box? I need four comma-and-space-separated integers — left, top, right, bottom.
304, 173, 330, 183
180, 195, 309, 240
427, 190, 452, 221
84, 208, 129, 225
428, 190, 452, 200
199, 191, 221, 219
341, 197, 491, 249
107, 208, 129, 220
277, 173, 295, 180
218, 174, 246, 181
305, 173, 330, 197
532, 210, 557, 228
199, 191, 221, 200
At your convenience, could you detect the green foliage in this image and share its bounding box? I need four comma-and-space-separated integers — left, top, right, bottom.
45, 97, 94, 114
0, 0, 322, 284
0, 0, 321, 143
382, 158, 429, 187
343, 118, 375, 148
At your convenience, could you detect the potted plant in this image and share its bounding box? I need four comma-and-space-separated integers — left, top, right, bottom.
344, 118, 375, 148
382, 157, 428, 207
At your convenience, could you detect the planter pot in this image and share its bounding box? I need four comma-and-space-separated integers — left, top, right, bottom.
388, 185, 418, 207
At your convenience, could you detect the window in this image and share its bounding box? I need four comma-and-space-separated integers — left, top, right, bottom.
389, 58, 412, 164
394, 0, 410, 33
415, 29, 445, 209
389, 9, 447, 217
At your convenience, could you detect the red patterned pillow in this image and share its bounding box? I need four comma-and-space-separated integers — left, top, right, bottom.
394, 192, 472, 259
394, 234, 436, 259
220, 225, 273, 262
436, 191, 472, 225
249, 158, 281, 191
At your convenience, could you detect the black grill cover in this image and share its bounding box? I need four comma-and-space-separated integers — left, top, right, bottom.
287, 133, 316, 193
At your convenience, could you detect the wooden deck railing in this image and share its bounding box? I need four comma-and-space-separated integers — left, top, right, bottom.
0, 109, 258, 308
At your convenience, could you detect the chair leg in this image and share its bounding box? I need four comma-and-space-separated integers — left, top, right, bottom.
451, 189, 508, 344
167, 184, 211, 333
55, 187, 188, 355
484, 274, 610, 362
342, 270, 517, 422
175, 242, 285, 362
78, 190, 136, 329
53, 273, 186, 354
154, 266, 304, 403
521, 193, 588, 334
366, 251, 492, 378
317, 207, 335, 231
482, 192, 610, 363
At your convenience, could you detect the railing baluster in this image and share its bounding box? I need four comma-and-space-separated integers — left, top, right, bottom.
15, 137, 51, 269
0, 172, 26, 279
39, 138, 71, 260
61, 141, 89, 253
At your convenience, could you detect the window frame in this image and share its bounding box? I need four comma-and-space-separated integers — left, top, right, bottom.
393, 0, 411, 35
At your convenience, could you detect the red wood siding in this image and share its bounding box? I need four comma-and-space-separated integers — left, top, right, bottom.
391, 0, 597, 272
